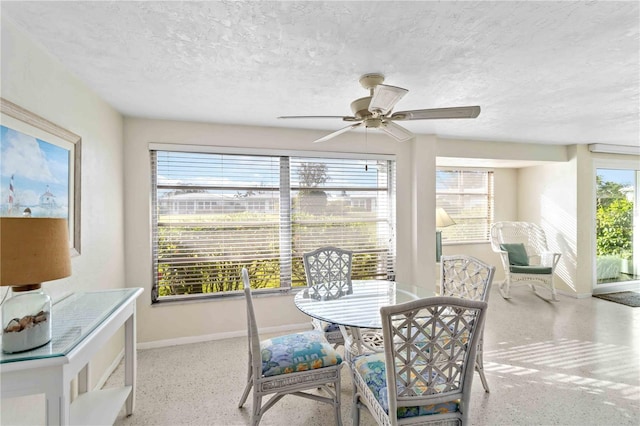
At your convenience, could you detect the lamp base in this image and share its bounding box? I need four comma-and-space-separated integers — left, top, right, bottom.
436, 230, 443, 262
1, 284, 52, 353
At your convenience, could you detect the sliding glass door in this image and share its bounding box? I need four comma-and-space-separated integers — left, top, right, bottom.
595, 166, 639, 285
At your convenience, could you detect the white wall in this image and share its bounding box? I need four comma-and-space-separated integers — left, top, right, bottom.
1, 16, 125, 422
518, 156, 580, 295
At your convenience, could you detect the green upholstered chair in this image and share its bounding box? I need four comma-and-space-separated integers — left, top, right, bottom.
490, 221, 562, 301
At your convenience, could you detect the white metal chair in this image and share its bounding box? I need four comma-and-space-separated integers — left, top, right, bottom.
238, 268, 343, 426
303, 246, 353, 347
352, 296, 488, 426
440, 255, 495, 393
490, 221, 561, 301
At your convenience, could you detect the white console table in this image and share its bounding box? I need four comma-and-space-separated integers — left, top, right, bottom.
1, 288, 143, 425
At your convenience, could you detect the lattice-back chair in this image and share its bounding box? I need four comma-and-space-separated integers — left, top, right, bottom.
352, 296, 487, 426
490, 221, 561, 301
441, 255, 495, 393
303, 246, 353, 347
238, 268, 343, 426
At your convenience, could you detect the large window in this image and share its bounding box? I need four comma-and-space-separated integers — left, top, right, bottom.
151, 148, 396, 302
436, 169, 494, 243
595, 167, 638, 285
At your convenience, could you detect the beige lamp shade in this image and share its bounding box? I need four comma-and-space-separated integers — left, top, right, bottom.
435, 208, 456, 228
0, 217, 71, 286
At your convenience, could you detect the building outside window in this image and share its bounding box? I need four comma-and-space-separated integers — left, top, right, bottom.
151, 149, 396, 302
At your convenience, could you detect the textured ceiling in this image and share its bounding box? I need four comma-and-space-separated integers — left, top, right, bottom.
2, 1, 639, 147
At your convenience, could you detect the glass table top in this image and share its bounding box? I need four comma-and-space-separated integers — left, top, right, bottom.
1, 288, 142, 364
294, 280, 432, 329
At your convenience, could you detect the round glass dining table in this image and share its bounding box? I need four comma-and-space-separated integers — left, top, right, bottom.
294, 280, 433, 359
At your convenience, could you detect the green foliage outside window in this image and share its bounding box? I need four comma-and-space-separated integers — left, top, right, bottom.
596, 198, 633, 259
596, 176, 633, 260
156, 210, 389, 296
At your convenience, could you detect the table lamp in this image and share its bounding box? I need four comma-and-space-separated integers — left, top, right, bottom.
435, 208, 455, 262
1, 217, 71, 353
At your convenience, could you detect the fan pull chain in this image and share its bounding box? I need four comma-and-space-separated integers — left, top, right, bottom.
365, 127, 369, 171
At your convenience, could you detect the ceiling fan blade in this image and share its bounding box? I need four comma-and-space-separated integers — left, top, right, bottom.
313, 122, 362, 143
389, 106, 481, 120
368, 84, 408, 116
278, 115, 352, 119
380, 121, 414, 142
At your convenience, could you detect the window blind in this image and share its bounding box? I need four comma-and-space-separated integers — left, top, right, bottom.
151, 150, 396, 301
291, 157, 396, 281
436, 169, 494, 243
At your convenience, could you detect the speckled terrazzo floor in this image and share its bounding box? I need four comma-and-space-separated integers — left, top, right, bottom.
107, 288, 640, 426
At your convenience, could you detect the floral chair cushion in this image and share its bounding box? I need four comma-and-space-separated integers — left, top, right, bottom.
260, 330, 343, 377
353, 352, 459, 419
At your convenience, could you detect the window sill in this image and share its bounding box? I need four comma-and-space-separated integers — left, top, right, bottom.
151, 287, 306, 306
442, 240, 490, 246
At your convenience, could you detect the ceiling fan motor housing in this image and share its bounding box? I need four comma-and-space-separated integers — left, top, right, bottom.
365, 118, 383, 128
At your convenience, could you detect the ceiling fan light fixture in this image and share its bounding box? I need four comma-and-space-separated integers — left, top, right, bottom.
364, 118, 383, 128
369, 84, 408, 116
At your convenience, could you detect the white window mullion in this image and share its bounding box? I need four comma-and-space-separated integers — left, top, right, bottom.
279, 156, 292, 287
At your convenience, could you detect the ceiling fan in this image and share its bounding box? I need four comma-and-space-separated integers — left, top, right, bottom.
278, 73, 480, 143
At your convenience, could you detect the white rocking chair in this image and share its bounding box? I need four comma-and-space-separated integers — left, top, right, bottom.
490, 221, 561, 301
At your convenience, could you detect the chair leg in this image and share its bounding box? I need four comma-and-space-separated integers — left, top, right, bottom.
352, 391, 361, 426
498, 279, 511, 299
238, 378, 253, 407
476, 353, 490, 393
334, 377, 343, 426
238, 361, 253, 407
531, 282, 559, 302
252, 394, 263, 426
550, 277, 559, 301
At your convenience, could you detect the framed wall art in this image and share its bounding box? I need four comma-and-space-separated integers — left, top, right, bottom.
0, 98, 82, 256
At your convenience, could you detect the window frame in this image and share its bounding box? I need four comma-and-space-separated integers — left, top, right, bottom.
435, 167, 495, 244
149, 143, 396, 303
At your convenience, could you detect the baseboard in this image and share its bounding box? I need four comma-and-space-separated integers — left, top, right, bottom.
138, 322, 312, 350
556, 289, 592, 299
